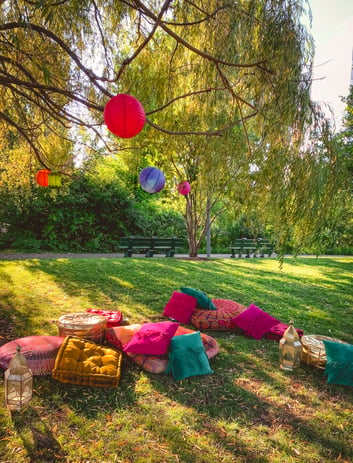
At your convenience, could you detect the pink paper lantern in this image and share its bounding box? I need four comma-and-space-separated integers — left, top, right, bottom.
139, 167, 165, 194
177, 181, 191, 195
104, 94, 146, 138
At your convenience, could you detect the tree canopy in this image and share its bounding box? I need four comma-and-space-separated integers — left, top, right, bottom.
0, 0, 346, 256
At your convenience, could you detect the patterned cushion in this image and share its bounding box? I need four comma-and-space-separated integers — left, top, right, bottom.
106, 324, 219, 374
52, 336, 123, 387
191, 299, 247, 330
163, 291, 197, 324
181, 287, 217, 310
123, 321, 179, 355
166, 331, 214, 381
86, 309, 123, 328
0, 336, 64, 375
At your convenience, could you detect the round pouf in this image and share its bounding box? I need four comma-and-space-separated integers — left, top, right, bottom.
0, 336, 64, 375
139, 167, 165, 193
104, 94, 146, 138
58, 313, 107, 343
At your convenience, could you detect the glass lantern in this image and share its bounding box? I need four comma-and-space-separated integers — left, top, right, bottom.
5, 345, 33, 412
279, 321, 302, 371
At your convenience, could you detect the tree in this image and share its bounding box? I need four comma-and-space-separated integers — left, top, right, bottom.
0, 0, 340, 256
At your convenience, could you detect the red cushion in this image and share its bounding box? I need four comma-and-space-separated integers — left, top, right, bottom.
123, 321, 179, 355
163, 291, 197, 324
86, 309, 122, 328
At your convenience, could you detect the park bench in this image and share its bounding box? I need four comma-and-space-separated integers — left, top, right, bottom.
230, 238, 275, 258
118, 236, 185, 257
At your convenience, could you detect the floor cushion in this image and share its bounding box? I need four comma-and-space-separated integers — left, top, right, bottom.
52, 336, 123, 387
86, 309, 123, 328
180, 287, 217, 310
0, 335, 64, 375
106, 324, 219, 374
191, 299, 247, 330
163, 291, 197, 324
232, 304, 304, 340
123, 321, 179, 355
231, 304, 280, 339
323, 340, 353, 386
166, 331, 214, 381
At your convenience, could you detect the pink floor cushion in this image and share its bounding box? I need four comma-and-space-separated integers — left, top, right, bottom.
106, 324, 219, 374
190, 299, 247, 330
232, 304, 304, 340
123, 321, 179, 355
86, 309, 123, 328
0, 336, 64, 375
163, 291, 197, 324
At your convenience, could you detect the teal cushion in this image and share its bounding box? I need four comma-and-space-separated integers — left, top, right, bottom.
323, 340, 353, 387
181, 287, 217, 310
166, 331, 214, 381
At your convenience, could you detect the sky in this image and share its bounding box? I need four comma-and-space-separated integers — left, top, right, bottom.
307, 0, 353, 130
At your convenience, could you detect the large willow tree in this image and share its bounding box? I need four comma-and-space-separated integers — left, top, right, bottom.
0, 0, 340, 255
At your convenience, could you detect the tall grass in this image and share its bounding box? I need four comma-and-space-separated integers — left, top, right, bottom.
0, 256, 352, 462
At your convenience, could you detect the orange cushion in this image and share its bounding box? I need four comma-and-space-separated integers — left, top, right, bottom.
52, 336, 123, 387
106, 324, 219, 374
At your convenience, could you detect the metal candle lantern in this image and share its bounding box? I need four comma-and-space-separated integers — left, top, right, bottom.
279, 321, 302, 371
5, 345, 33, 411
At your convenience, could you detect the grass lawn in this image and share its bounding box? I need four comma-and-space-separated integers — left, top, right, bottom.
0, 256, 352, 463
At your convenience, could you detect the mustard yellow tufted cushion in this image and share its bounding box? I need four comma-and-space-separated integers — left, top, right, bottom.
52, 336, 123, 387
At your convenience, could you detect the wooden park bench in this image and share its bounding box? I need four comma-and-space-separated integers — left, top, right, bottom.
118, 236, 185, 257
229, 238, 275, 258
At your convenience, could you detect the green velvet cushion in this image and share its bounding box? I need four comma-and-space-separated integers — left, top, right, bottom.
180, 287, 217, 310
323, 340, 353, 387
166, 331, 214, 381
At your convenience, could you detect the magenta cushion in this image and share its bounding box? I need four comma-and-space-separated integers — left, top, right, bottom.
231, 304, 280, 339
163, 291, 197, 324
123, 321, 179, 355
0, 336, 64, 375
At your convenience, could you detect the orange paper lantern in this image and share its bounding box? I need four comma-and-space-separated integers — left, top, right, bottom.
35, 169, 51, 187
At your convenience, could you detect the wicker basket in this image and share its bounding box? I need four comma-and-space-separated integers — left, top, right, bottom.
301, 335, 347, 369
58, 313, 107, 344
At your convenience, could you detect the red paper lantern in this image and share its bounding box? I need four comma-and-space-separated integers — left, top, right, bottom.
177, 181, 191, 195
104, 94, 146, 138
35, 169, 51, 187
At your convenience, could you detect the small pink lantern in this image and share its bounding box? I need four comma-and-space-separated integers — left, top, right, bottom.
177, 181, 191, 195
104, 94, 146, 138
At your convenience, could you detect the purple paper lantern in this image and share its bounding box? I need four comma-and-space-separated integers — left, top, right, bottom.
177, 181, 191, 195
139, 167, 165, 194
